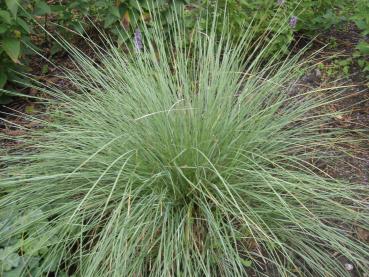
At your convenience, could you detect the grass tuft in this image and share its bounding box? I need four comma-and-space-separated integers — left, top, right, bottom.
1, 11, 369, 277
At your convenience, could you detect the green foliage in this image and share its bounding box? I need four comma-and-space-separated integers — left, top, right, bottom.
352, 0, 369, 72
1, 14, 369, 276
184, 0, 347, 55
292, 0, 347, 32
0, 209, 73, 276
0, 0, 32, 103
318, 58, 352, 78
0, 0, 367, 102
0, 0, 54, 103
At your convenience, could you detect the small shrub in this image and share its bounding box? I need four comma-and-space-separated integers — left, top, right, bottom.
0, 0, 187, 94
185, 0, 348, 55
0, 209, 69, 276
0, 0, 34, 103
49, 0, 187, 45
1, 10, 369, 277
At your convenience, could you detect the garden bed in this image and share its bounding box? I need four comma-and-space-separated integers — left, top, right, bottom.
0, 3, 368, 276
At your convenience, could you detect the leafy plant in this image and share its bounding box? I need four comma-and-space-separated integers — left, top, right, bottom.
0, 0, 55, 103
1, 11, 369, 276
48, 0, 187, 51
1, 0, 366, 103
0, 0, 33, 103
0, 0, 187, 99
317, 57, 352, 78
352, 0, 369, 72
0, 209, 62, 276
0, 209, 76, 277
183, 0, 348, 56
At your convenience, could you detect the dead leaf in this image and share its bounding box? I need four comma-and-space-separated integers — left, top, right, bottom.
121, 11, 130, 29
357, 227, 369, 242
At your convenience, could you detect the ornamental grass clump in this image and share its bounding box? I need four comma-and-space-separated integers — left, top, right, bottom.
1, 13, 369, 277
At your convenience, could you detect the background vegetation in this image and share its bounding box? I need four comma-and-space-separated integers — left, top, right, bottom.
0, 0, 368, 104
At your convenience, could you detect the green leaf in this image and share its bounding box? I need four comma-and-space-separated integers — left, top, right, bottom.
34, 1, 51, 16
23, 256, 40, 269
0, 93, 12, 104
5, 0, 18, 18
22, 238, 41, 256
356, 41, 369, 55
16, 18, 31, 33
128, 10, 139, 27
0, 24, 8, 34
129, 0, 142, 10
355, 20, 369, 31
2, 38, 21, 63
16, 209, 44, 226
68, 2, 81, 9
50, 42, 62, 56
110, 6, 120, 18
358, 59, 365, 67
3, 266, 23, 277
104, 15, 117, 28
117, 31, 130, 46
0, 248, 20, 271
0, 71, 7, 88
241, 258, 252, 267
41, 64, 49, 74
71, 23, 84, 34
2, 259, 26, 277
0, 10, 12, 24
25, 105, 36, 114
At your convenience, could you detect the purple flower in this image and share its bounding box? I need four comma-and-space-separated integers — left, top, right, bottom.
289, 16, 298, 28
134, 28, 143, 52
277, 0, 285, 5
